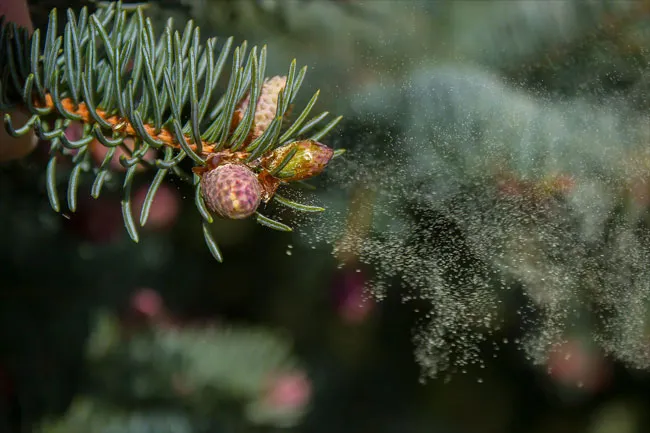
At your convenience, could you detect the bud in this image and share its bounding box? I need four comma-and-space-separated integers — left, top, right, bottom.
262, 140, 334, 182
200, 163, 262, 219
234, 76, 287, 142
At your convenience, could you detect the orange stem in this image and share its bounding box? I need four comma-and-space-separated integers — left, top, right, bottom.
39, 94, 218, 156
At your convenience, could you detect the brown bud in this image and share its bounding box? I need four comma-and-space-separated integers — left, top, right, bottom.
262, 140, 334, 182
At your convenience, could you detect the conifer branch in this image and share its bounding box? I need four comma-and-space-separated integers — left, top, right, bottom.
0, 1, 343, 260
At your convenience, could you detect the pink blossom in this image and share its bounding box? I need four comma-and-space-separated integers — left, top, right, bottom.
264, 371, 312, 411
130, 288, 164, 319
546, 339, 610, 393
332, 269, 375, 324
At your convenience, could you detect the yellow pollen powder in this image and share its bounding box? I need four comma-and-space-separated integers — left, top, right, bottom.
230, 191, 241, 210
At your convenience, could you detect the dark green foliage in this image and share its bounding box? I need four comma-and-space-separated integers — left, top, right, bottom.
37, 311, 308, 431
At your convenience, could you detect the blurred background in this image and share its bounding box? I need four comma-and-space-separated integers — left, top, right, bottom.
3, 0, 650, 432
